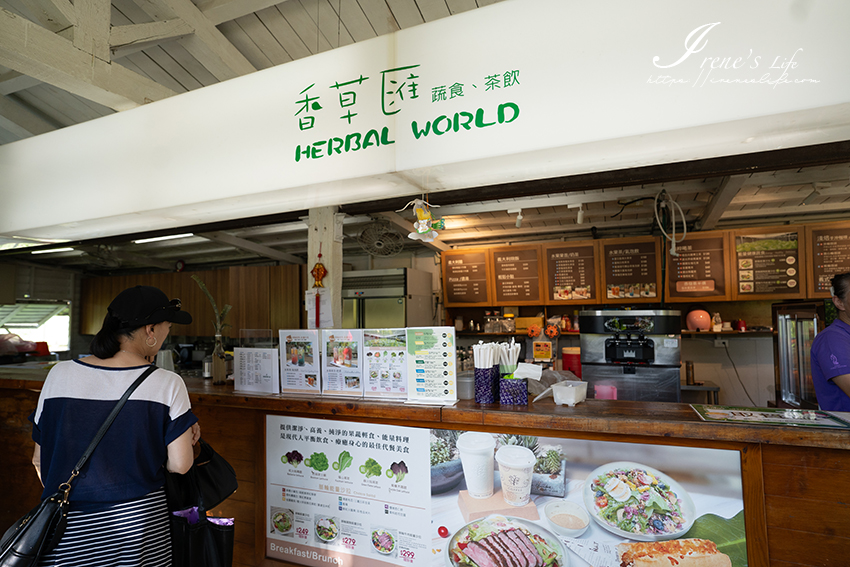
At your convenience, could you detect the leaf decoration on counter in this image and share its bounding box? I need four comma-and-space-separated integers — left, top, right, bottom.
683, 511, 747, 567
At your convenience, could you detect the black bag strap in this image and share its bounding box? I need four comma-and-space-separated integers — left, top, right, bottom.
61, 365, 157, 494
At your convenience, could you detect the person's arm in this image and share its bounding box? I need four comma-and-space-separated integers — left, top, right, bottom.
166, 427, 195, 474
32, 443, 44, 487
832, 373, 850, 398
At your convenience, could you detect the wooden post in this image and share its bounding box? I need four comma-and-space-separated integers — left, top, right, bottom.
307, 207, 343, 328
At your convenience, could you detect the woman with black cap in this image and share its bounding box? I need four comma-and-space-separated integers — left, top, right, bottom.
29, 285, 201, 566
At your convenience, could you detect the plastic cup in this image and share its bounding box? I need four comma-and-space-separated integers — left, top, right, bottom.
552, 381, 587, 406
456, 432, 496, 499
495, 445, 536, 506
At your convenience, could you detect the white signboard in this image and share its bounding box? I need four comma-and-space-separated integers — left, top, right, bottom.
266, 416, 431, 567
406, 327, 457, 404
233, 347, 280, 394
279, 330, 321, 395
321, 329, 364, 397
363, 329, 408, 399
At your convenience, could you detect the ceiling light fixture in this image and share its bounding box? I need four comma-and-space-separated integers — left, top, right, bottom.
132, 233, 194, 244
31, 247, 75, 255
508, 208, 523, 228
568, 203, 584, 224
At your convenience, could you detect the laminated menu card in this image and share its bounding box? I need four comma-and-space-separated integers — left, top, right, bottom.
321, 329, 364, 397
405, 326, 457, 404
363, 329, 408, 399
233, 347, 280, 394
278, 329, 321, 395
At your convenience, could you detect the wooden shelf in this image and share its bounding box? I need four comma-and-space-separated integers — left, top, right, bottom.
681, 330, 774, 336
457, 331, 581, 337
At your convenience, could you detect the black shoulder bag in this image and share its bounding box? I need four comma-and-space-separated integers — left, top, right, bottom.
0, 365, 157, 567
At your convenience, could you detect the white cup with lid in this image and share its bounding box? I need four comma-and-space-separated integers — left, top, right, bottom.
456, 432, 496, 499
495, 445, 536, 506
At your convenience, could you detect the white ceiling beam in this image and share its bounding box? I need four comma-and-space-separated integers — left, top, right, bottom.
16, 0, 76, 32
138, 0, 256, 80
197, 231, 303, 263
0, 71, 41, 95
695, 175, 748, 231
110, 19, 195, 58
0, 8, 177, 111
731, 186, 850, 205
78, 245, 176, 270
0, 95, 57, 138
373, 212, 450, 252
198, 0, 293, 25
437, 182, 716, 217
721, 201, 850, 220
73, 0, 111, 61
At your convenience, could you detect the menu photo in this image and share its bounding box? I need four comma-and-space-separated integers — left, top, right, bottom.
406, 327, 457, 404
321, 329, 364, 397
735, 231, 799, 296
363, 329, 408, 399
279, 330, 321, 395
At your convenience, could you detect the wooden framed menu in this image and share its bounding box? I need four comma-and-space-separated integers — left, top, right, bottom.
599, 236, 662, 303
542, 240, 601, 304
731, 226, 806, 301
805, 220, 850, 299
441, 249, 491, 307
488, 244, 543, 305
665, 231, 733, 302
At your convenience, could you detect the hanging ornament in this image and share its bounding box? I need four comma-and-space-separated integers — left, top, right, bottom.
397, 198, 444, 242
311, 245, 327, 288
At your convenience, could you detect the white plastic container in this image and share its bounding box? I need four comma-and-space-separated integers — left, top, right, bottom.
552, 381, 587, 406
456, 432, 496, 499
457, 373, 475, 400
495, 445, 536, 506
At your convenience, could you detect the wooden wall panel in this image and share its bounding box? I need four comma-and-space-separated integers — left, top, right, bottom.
229, 266, 271, 334
270, 264, 303, 331
767, 527, 848, 566
0, 389, 44, 531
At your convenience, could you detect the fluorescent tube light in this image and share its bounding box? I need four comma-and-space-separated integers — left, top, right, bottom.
31, 247, 74, 254
132, 233, 194, 244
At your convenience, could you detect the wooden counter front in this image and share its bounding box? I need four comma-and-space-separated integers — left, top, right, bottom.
2, 373, 848, 567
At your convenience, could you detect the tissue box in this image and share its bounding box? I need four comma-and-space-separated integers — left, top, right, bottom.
515, 317, 544, 332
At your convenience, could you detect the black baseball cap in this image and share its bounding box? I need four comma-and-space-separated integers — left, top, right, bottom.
108, 285, 192, 329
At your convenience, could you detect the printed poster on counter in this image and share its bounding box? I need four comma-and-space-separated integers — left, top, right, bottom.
266, 416, 431, 567
363, 329, 408, 399
321, 329, 364, 397
279, 330, 321, 395
406, 327, 457, 404
233, 347, 280, 394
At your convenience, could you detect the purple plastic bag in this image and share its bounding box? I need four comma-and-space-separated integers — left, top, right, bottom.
474, 367, 494, 404
499, 377, 528, 405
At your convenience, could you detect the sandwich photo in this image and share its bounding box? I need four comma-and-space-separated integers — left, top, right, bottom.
617, 538, 731, 567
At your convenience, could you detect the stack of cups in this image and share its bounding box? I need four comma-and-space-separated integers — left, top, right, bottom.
495, 445, 536, 506
457, 432, 496, 499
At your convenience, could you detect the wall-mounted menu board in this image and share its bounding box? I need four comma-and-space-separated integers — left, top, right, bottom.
805, 221, 850, 299
731, 226, 806, 301
665, 231, 732, 302
441, 249, 491, 307
599, 236, 662, 303
542, 240, 600, 304
488, 244, 543, 305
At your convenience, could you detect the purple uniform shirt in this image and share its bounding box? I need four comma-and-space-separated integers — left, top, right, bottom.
811, 319, 850, 412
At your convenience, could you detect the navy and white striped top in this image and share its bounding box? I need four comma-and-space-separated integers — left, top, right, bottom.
30, 359, 198, 512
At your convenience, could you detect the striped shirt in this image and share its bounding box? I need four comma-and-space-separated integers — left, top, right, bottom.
30, 359, 198, 512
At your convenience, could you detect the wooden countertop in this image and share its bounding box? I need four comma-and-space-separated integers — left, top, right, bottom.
3, 368, 848, 450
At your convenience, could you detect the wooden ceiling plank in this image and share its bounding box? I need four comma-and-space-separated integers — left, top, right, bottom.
234, 13, 293, 65
0, 71, 41, 95
0, 7, 176, 110
121, 51, 188, 93
446, 0, 476, 14
110, 19, 195, 54
311, 0, 354, 48
336, 0, 376, 43
278, 0, 333, 53
416, 0, 450, 22
197, 231, 303, 263
0, 95, 57, 137
198, 0, 294, 26
218, 20, 275, 69
140, 46, 203, 91
695, 175, 748, 230
722, 201, 850, 220
255, 5, 312, 60
14, 87, 75, 125
476, 0, 502, 6
39, 83, 112, 120
15, 0, 75, 31
73, 0, 111, 61
361, 0, 403, 34
159, 41, 219, 87
373, 211, 449, 251
138, 0, 257, 80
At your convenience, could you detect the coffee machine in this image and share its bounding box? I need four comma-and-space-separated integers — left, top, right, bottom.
579, 310, 681, 402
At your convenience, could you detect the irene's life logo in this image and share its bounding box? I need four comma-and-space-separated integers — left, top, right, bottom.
649, 22, 819, 88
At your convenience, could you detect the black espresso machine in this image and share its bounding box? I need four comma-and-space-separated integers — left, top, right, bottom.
579, 310, 681, 402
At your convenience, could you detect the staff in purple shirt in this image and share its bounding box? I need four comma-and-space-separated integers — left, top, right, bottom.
811, 272, 850, 412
